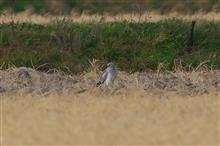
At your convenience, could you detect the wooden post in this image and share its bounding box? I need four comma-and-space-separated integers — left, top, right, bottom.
186, 20, 196, 53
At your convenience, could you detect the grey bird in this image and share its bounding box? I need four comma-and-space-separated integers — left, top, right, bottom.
96, 62, 118, 87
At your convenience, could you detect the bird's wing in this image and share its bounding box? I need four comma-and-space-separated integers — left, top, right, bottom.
100, 69, 108, 83
96, 69, 108, 87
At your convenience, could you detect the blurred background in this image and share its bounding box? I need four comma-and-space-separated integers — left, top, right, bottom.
0, 0, 220, 15
0, 0, 219, 73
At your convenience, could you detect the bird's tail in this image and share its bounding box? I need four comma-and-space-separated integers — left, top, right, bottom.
96, 81, 103, 87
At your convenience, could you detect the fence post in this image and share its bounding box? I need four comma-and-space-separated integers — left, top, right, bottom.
186, 20, 196, 53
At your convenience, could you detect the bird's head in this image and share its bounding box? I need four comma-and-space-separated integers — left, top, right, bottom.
107, 62, 115, 67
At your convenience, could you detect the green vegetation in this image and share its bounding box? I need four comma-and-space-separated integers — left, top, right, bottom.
0, 0, 220, 14
0, 19, 219, 73
0, 0, 45, 13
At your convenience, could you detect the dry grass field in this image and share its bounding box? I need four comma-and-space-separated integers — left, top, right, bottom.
0, 68, 220, 145
1, 10, 220, 24
1, 89, 219, 145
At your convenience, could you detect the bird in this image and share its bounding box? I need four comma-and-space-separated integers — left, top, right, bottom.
96, 62, 118, 87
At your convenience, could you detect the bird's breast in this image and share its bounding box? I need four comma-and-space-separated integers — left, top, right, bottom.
105, 75, 112, 85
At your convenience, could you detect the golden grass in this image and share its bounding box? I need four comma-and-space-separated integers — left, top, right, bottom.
1, 10, 220, 24
1, 89, 219, 145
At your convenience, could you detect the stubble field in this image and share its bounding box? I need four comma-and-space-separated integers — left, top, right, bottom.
1, 67, 220, 145
2, 90, 219, 145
